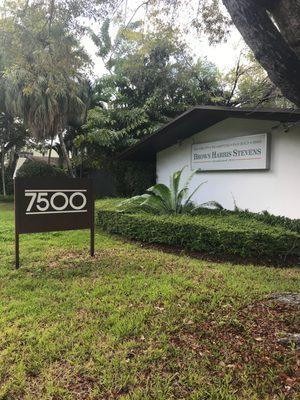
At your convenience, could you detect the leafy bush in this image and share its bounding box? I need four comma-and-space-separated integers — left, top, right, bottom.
110, 160, 155, 197
16, 159, 67, 178
0, 194, 14, 202
118, 166, 222, 214
97, 204, 300, 266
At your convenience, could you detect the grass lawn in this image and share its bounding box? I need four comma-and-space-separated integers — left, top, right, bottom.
0, 201, 299, 399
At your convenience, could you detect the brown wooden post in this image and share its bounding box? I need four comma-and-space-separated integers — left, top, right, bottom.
14, 179, 20, 269
15, 233, 19, 269
90, 179, 95, 257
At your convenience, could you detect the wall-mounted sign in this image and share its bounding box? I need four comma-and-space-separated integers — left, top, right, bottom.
191, 133, 269, 171
14, 177, 94, 268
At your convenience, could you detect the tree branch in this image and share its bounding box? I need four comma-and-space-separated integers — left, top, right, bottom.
226, 53, 242, 105
222, 0, 300, 107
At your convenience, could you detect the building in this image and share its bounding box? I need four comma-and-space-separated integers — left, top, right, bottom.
119, 106, 300, 218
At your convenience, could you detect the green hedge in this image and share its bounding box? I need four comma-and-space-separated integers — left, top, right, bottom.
16, 159, 67, 178
192, 207, 300, 234
97, 207, 300, 266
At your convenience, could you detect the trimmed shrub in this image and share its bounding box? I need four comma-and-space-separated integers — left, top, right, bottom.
16, 159, 67, 178
192, 207, 300, 234
97, 206, 300, 266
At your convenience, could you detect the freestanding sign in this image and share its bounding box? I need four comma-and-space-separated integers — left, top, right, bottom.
14, 177, 94, 268
191, 133, 270, 171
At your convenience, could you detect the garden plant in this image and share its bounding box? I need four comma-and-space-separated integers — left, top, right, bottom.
118, 167, 222, 215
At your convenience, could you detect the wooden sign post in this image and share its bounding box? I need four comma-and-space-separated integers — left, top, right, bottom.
14, 177, 95, 269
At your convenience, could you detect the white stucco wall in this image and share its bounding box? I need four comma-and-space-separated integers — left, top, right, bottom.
156, 118, 300, 218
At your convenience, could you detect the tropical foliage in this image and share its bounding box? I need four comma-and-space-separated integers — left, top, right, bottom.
118, 167, 222, 215
76, 23, 225, 170
99, 0, 300, 107
0, 0, 92, 176
82, 20, 289, 170
0, 0, 294, 186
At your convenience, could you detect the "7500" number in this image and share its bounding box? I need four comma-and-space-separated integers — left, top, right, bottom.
25, 191, 87, 213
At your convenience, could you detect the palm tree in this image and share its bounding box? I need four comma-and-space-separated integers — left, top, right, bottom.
1, 2, 92, 177
118, 166, 223, 214
4, 70, 90, 177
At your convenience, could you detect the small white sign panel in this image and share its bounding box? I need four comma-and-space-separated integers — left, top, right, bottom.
192, 133, 269, 171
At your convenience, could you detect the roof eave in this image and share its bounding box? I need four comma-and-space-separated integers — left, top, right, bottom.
117, 106, 300, 162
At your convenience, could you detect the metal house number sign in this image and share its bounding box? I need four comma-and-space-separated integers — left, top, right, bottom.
14, 177, 95, 268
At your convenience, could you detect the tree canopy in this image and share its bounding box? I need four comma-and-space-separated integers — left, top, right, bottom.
0, 0, 298, 183
104, 0, 300, 107
79, 24, 225, 168
0, 0, 95, 175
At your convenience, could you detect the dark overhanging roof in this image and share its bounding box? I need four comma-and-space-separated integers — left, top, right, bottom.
118, 105, 300, 162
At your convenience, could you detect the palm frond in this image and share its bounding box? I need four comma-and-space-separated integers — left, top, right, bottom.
118, 166, 222, 215
183, 180, 207, 207
146, 183, 172, 210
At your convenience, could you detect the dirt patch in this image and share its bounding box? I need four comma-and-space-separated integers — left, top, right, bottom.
45, 248, 125, 270
26, 361, 97, 399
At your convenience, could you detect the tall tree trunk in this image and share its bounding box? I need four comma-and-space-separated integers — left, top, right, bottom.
222, 0, 300, 107
48, 135, 54, 165
8, 146, 15, 168
58, 130, 75, 178
9, 148, 18, 172
270, 0, 300, 60
1, 147, 7, 197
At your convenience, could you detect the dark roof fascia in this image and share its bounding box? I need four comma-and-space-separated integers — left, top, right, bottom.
118, 106, 300, 162
192, 105, 300, 121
